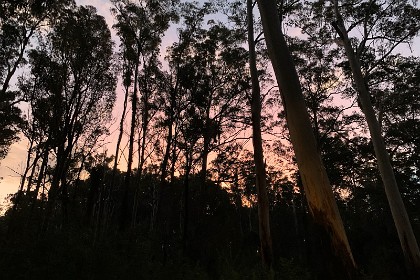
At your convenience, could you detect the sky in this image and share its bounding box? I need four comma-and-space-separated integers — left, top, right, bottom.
0, 0, 419, 212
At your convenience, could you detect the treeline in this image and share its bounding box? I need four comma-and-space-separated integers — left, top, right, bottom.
1, 0, 420, 279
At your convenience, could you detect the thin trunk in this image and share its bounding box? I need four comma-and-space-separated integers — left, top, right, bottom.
42, 142, 68, 233
161, 122, 173, 185
155, 90, 176, 257
85, 168, 101, 225
138, 92, 149, 176
256, 0, 356, 278
131, 90, 149, 227
32, 151, 48, 205
109, 59, 130, 231
200, 128, 210, 188
233, 169, 244, 238
200, 107, 211, 187
120, 49, 141, 231
198, 121, 210, 227
25, 151, 48, 229
170, 136, 178, 184
1, 29, 34, 96
182, 151, 192, 254
333, 2, 420, 276
61, 174, 69, 226
10, 138, 35, 215
312, 107, 321, 151
149, 181, 158, 232
112, 72, 130, 182
25, 153, 40, 195
247, 0, 273, 268
103, 61, 132, 234
156, 115, 173, 230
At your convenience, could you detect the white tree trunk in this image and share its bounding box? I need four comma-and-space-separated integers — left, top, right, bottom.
256, 0, 356, 277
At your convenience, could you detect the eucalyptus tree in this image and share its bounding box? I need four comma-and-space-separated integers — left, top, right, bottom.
136, 54, 163, 177
0, 0, 74, 160
285, 30, 364, 192
256, 0, 357, 278
19, 5, 116, 229
374, 55, 420, 183
174, 2, 250, 185
160, 1, 251, 252
0, 0, 75, 95
247, 0, 273, 268
370, 55, 420, 225
326, 0, 420, 274
111, 0, 178, 230
0, 89, 21, 159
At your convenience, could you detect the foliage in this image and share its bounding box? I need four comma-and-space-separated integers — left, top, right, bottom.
0, 0, 420, 279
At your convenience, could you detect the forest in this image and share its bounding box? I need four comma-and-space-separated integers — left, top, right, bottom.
0, 0, 420, 279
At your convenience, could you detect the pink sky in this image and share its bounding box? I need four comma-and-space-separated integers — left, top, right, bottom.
1, 0, 419, 212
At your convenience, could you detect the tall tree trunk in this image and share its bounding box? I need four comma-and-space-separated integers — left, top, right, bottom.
138, 90, 149, 176
182, 151, 192, 254
25, 150, 48, 228
200, 133, 209, 186
156, 113, 173, 229
112, 71, 130, 183
109, 59, 131, 231
233, 169, 244, 238
155, 89, 176, 262
42, 141, 69, 233
332, 2, 420, 277
170, 132, 178, 184
200, 105, 212, 187
247, 0, 273, 268
161, 121, 173, 186
24, 151, 40, 195
256, 0, 356, 278
120, 49, 141, 231
85, 167, 101, 226
10, 138, 36, 217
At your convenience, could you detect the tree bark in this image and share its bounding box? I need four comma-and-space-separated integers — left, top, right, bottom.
332, 2, 420, 277
256, 0, 356, 277
247, 0, 273, 268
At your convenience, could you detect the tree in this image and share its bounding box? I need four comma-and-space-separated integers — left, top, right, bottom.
330, 0, 420, 276
0, 0, 74, 160
285, 27, 361, 191
256, 0, 356, 278
111, 0, 178, 230
171, 7, 249, 186
18, 5, 116, 230
247, 0, 273, 268
164, 1, 251, 253
0, 90, 21, 159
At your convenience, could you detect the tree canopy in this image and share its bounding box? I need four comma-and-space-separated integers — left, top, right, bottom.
0, 0, 419, 279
